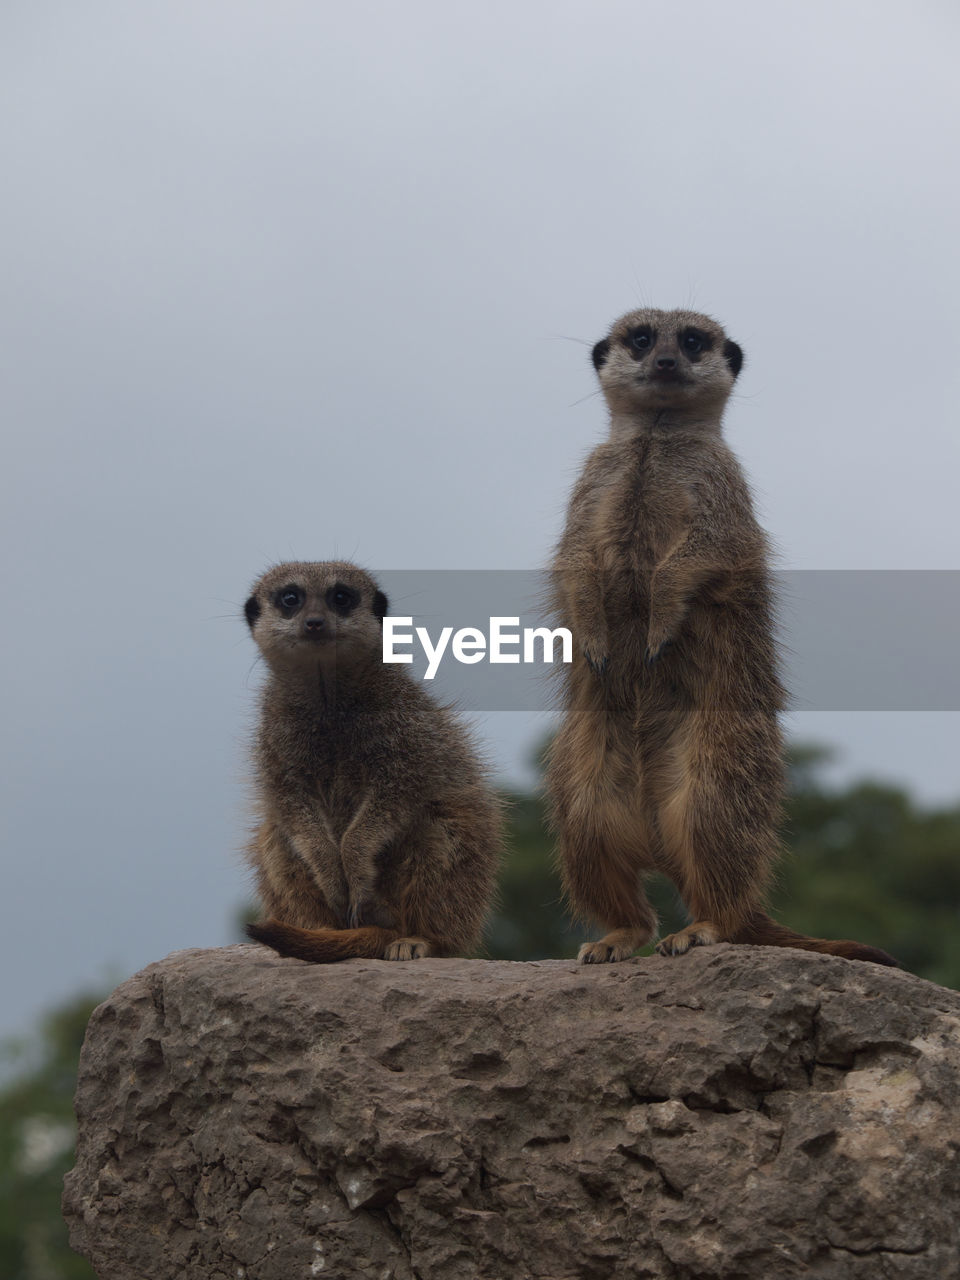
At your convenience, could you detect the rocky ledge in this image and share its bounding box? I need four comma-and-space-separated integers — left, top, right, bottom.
63, 944, 960, 1279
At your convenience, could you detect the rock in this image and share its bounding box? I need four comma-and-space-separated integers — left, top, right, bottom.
63, 944, 960, 1279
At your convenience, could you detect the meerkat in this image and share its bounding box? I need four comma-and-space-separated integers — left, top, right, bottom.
243, 561, 502, 963
548, 308, 896, 967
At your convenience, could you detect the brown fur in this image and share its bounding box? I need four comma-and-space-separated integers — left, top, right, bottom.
548, 309, 897, 968
243, 561, 502, 963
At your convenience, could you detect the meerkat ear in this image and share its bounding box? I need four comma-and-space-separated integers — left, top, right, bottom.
244, 595, 261, 629
591, 338, 611, 372
723, 339, 744, 378
372, 590, 388, 621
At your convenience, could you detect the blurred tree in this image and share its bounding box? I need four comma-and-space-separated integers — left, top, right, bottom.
778, 744, 960, 985
483, 785, 587, 959
0, 992, 101, 1280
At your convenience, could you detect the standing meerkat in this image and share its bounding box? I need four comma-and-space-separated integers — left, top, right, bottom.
243, 561, 502, 963
548, 308, 896, 967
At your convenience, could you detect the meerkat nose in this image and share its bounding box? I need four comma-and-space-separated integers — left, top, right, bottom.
304, 617, 325, 632
656, 356, 677, 370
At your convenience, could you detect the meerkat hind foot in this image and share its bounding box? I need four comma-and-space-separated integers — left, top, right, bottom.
384, 936, 433, 961
578, 927, 651, 964
656, 921, 722, 957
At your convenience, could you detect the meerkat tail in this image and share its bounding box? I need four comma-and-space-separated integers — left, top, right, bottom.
733, 911, 898, 967
246, 919, 400, 963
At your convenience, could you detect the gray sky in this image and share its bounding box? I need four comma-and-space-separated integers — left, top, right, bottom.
2, 0, 958, 1041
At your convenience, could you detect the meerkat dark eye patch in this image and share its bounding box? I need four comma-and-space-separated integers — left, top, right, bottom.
244, 595, 261, 629
591, 338, 611, 372
275, 586, 305, 613
723, 339, 744, 378
680, 329, 711, 357
327, 584, 360, 616
372, 590, 389, 621
625, 326, 655, 356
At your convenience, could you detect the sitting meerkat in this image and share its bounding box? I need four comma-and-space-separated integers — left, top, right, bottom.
243, 560, 502, 963
548, 307, 896, 967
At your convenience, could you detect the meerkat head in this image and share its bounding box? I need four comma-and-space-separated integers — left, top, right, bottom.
244, 561, 388, 678
591, 308, 743, 425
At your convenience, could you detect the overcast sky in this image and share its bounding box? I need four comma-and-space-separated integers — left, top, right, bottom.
2, 0, 958, 1042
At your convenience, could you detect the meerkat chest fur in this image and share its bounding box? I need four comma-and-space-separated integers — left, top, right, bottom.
587, 434, 702, 581
256, 686, 383, 832
258, 671, 439, 840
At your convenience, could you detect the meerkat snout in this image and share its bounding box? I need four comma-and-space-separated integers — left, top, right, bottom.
653, 353, 680, 380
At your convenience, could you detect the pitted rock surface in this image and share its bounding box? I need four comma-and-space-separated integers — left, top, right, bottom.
63, 945, 960, 1279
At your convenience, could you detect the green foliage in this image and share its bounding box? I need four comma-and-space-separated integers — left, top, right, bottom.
483, 787, 586, 959
777, 744, 960, 986
0, 993, 102, 1280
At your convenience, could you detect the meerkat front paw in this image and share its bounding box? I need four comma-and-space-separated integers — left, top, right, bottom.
582, 645, 609, 677
383, 936, 432, 961
644, 638, 676, 666
645, 619, 678, 664
348, 889, 380, 929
